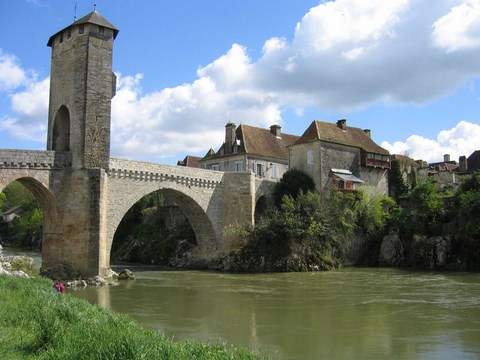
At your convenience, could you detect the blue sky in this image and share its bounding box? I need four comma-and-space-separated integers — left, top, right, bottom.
1, 0, 479, 164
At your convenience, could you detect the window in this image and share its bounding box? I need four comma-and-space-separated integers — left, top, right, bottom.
272, 165, 280, 179
307, 149, 314, 166
59, 33, 63, 43
253, 163, 264, 177
79, 25, 84, 34
235, 162, 242, 171
99, 26, 105, 35
211, 165, 219, 171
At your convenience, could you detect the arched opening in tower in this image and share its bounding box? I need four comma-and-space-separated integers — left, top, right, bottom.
52, 105, 70, 151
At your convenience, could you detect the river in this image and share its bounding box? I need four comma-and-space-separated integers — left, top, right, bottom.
4, 249, 480, 359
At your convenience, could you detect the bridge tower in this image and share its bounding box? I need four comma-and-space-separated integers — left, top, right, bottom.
43, 11, 119, 277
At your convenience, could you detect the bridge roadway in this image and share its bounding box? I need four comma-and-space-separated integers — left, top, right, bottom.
0, 149, 273, 275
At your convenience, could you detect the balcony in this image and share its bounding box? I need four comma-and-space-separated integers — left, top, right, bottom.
364, 158, 391, 169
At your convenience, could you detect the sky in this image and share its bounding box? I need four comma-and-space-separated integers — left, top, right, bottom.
0, 0, 479, 165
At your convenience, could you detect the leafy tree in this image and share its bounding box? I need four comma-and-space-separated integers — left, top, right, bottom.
0, 192, 5, 216
1, 181, 38, 212
353, 192, 398, 239
273, 169, 315, 206
238, 190, 356, 270
0, 181, 43, 249
408, 180, 444, 236
389, 159, 409, 200
449, 172, 480, 269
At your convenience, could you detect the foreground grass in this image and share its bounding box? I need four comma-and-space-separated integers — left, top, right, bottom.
0, 275, 270, 360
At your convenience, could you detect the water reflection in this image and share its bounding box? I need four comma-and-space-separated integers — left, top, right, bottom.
4, 249, 479, 359
70, 268, 480, 360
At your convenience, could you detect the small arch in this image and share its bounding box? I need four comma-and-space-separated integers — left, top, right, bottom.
255, 195, 269, 223
52, 105, 70, 151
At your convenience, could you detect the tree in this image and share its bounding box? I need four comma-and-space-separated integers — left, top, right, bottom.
450, 172, 480, 269
274, 169, 316, 206
389, 159, 409, 200
408, 180, 444, 236
1, 181, 43, 249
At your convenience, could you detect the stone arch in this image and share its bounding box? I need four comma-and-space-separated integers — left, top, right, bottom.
106, 182, 218, 264
52, 105, 70, 151
254, 179, 276, 223
254, 195, 269, 223
1, 176, 62, 249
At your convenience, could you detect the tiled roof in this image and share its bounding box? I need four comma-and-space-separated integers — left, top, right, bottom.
293, 120, 390, 155
238, 124, 298, 159
47, 11, 119, 46
202, 124, 299, 161
177, 155, 201, 168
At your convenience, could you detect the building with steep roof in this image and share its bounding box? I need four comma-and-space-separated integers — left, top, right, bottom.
288, 119, 391, 195
199, 123, 299, 181
177, 155, 201, 168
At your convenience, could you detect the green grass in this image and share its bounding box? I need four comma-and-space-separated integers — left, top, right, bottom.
0, 275, 271, 360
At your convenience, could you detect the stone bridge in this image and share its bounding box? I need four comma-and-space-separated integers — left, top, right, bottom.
0, 149, 275, 276
0, 11, 277, 277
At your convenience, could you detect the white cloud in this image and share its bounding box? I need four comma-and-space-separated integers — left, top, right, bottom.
0, 76, 48, 143
0, 51, 29, 91
11, 77, 49, 122
110, 71, 281, 161
381, 121, 480, 162
293, 0, 409, 52
2, 0, 480, 164
432, 0, 480, 52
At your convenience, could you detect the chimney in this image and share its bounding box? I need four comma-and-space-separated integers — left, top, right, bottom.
363, 129, 371, 137
444, 154, 450, 162
459, 155, 468, 172
270, 124, 281, 138
225, 122, 236, 154
337, 119, 347, 130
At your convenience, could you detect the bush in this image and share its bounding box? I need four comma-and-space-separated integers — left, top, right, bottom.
273, 169, 316, 206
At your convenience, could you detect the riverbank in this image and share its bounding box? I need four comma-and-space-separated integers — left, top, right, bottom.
0, 275, 270, 360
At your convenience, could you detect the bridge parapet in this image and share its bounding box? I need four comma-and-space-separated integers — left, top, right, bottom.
108, 157, 225, 189
0, 149, 71, 169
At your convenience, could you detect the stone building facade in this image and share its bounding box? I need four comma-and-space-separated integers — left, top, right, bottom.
199, 123, 299, 181
288, 119, 391, 195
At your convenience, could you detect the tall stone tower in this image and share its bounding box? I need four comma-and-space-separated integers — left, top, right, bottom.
43, 12, 118, 277
47, 11, 118, 169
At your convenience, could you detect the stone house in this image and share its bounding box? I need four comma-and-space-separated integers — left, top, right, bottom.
177, 155, 201, 168
288, 119, 391, 195
198, 123, 299, 181
2, 206, 23, 223
416, 151, 480, 191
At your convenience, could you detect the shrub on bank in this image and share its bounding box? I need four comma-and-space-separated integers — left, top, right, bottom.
0, 275, 269, 360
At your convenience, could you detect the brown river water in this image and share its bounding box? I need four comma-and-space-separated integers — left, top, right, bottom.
5, 249, 480, 360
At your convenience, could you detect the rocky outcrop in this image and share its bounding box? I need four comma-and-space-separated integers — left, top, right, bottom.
0, 248, 34, 278
415, 236, 451, 269
118, 269, 135, 280
378, 233, 404, 266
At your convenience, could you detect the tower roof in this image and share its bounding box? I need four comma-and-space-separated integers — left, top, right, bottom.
47, 11, 119, 47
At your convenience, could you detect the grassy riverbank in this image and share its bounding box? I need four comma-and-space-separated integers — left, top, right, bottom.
0, 275, 269, 360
